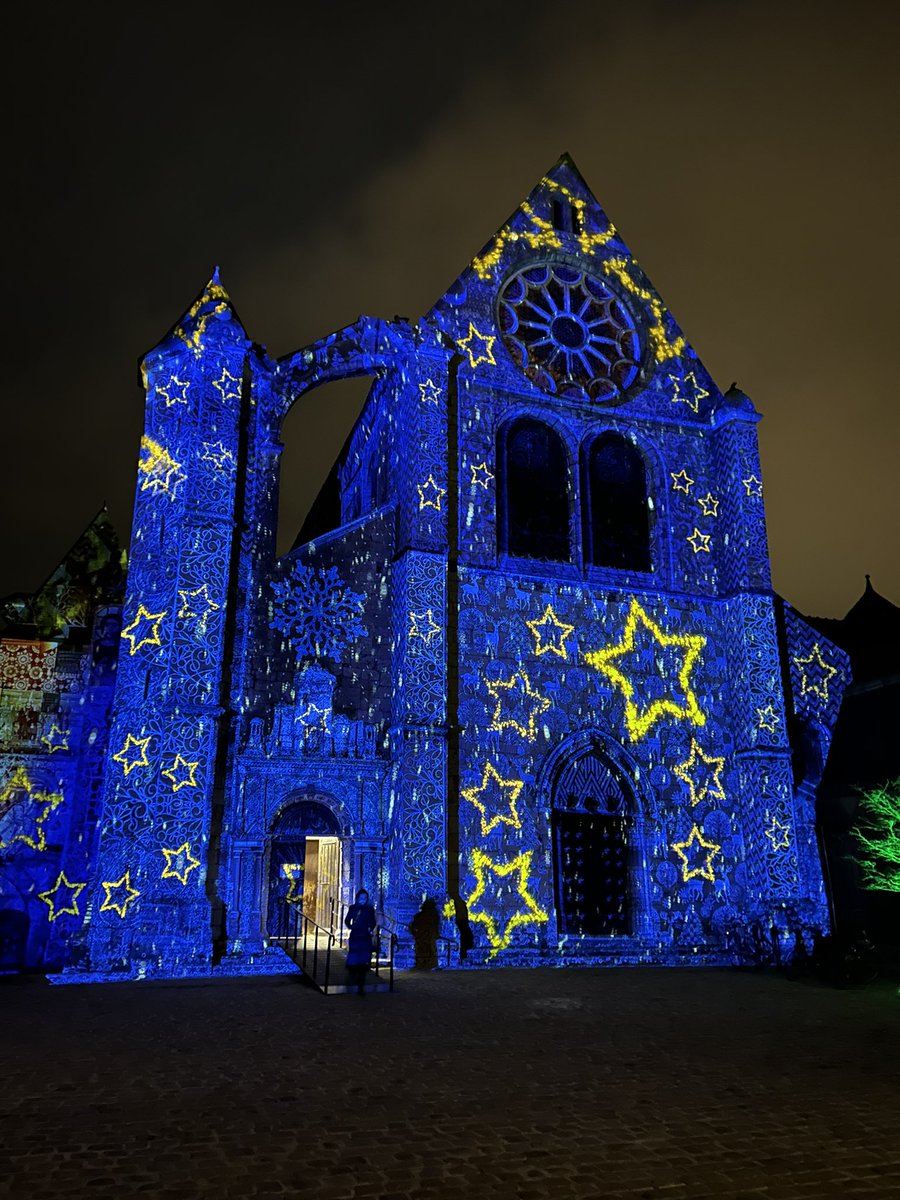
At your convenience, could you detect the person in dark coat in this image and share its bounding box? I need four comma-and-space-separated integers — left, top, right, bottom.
408, 897, 440, 970
345, 888, 377, 996
452, 895, 475, 963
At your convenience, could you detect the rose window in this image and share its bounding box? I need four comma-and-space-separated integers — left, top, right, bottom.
498, 263, 640, 403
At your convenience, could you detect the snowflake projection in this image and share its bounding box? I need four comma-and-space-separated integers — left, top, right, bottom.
269, 564, 366, 661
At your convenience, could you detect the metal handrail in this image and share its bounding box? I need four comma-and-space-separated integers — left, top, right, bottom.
279, 900, 336, 992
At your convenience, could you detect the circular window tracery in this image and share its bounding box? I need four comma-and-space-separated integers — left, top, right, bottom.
498, 263, 641, 404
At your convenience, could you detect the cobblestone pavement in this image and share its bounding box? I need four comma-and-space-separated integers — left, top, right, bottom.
1, 966, 898, 1199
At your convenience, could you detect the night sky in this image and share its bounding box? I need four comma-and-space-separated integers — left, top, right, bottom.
5, 1, 898, 618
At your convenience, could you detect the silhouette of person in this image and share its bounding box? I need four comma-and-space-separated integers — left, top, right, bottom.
408, 897, 440, 970
452, 895, 474, 963
345, 888, 377, 996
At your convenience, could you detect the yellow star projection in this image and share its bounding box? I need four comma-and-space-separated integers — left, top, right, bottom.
526, 605, 575, 659
757, 705, 780, 734
158, 376, 190, 407
161, 755, 200, 792
601, 257, 685, 362
283, 863, 304, 904
687, 528, 711, 554
461, 763, 524, 836
417, 475, 446, 511
409, 610, 441, 644
200, 441, 236, 468
138, 436, 185, 497
418, 378, 441, 404
100, 871, 140, 919
213, 367, 242, 402
697, 493, 719, 518
671, 825, 721, 882
486, 670, 552, 741
584, 598, 706, 742
668, 371, 709, 413
173, 279, 230, 353
41, 724, 70, 754
765, 816, 791, 851
121, 605, 167, 655
297, 704, 330, 730
161, 842, 201, 886
673, 739, 726, 807
793, 644, 838, 704
465, 848, 548, 957
670, 470, 695, 494
742, 474, 763, 497
0, 769, 64, 853
177, 585, 221, 635
112, 733, 152, 776
470, 462, 494, 489
457, 323, 496, 369
38, 872, 87, 922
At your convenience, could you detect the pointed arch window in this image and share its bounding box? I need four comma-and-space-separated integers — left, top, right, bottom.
584, 433, 651, 572
499, 418, 570, 562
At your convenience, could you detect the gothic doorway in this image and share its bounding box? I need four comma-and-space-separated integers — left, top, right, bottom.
551, 741, 633, 937
266, 798, 343, 936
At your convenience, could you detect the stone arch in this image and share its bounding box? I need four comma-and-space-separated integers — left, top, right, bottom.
265, 789, 349, 937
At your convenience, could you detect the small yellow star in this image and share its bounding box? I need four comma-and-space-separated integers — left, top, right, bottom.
671, 469, 695, 494
526, 605, 575, 660
584, 598, 706, 742
462, 763, 524, 836
669, 371, 709, 413
696, 492, 719, 517
765, 816, 791, 851
100, 870, 140, 919
297, 704, 330, 730
177, 584, 221, 635
161, 842, 201, 886
757, 705, 780, 734
418, 378, 442, 404
409, 610, 441, 644
457, 322, 496, 369
486, 670, 552, 741
112, 733, 152, 777
417, 475, 447, 511
742, 474, 763, 497
41, 724, 70, 754
671, 824, 721, 882
470, 462, 494, 490
673, 739, 726, 807
161, 754, 200, 792
38, 872, 87, 922
200, 441, 235, 468
283, 862, 305, 904
794, 643, 838, 705
157, 376, 190, 407
120, 605, 167, 655
687, 528, 711, 554
465, 848, 548, 957
213, 367, 242, 402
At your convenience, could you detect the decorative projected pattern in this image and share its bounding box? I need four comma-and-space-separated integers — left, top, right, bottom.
270, 564, 366, 661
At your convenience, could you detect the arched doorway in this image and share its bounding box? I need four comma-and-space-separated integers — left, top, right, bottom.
550, 739, 635, 937
266, 798, 342, 936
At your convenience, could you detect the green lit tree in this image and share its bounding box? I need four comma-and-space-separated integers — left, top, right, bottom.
851, 778, 900, 893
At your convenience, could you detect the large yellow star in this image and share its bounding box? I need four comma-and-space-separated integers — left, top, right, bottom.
465, 848, 548, 957
112, 733, 152, 776
138, 436, 185, 497
41, 723, 70, 754
584, 598, 706, 742
687, 528, 711, 554
161, 842, 201, 886
486, 670, 552, 741
38, 872, 87, 921
671, 825, 721, 882
417, 475, 446, 511
0, 766, 32, 808
0, 769, 64, 852
161, 754, 200, 792
671, 469, 695, 494
120, 605, 167, 655
673, 739, 726, 807
100, 871, 141, 918
765, 816, 791, 851
525, 605, 575, 660
457, 322, 496, 369
668, 371, 709, 413
409, 610, 441, 644
461, 763, 524, 836
793, 643, 838, 705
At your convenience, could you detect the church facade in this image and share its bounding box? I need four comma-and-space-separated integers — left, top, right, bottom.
1, 157, 851, 979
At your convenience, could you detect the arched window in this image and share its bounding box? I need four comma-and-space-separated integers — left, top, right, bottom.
584, 434, 651, 572
499, 418, 570, 562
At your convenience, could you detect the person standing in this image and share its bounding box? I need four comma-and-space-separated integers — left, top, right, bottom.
408, 897, 440, 970
345, 888, 377, 996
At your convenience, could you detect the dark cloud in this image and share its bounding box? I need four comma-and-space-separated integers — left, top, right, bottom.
4, 0, 899, 616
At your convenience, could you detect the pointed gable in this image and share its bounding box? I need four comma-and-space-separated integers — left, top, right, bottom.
147, 266, 248, 363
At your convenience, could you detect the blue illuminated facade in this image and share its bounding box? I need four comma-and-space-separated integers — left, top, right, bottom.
1, 156, 852, 978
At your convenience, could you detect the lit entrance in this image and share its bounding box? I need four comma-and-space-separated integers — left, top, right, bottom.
266, 799, 343, 936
